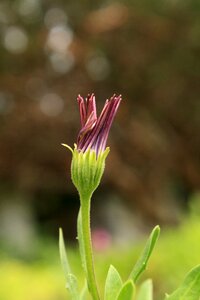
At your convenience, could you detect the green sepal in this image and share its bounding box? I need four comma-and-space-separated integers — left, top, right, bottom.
61, 143, 74, 153
71, 146, 110, 199
136, 279, 153, 300
104, 265, 123, 300
164, 265, 200, 300
117, 280, 135, 300
130, 225, 160, 283
59, 228, 79, 300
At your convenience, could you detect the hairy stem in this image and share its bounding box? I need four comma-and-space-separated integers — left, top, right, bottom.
80, 194, 100, 300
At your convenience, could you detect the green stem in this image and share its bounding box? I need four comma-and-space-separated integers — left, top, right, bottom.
80, 194, 100, 300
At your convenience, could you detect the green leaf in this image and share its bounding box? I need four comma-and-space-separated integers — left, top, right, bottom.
80, 280, 90, 300
165, 265, 200, 300
104, 265, 123, 300
59, 228, 79, 300
117, 280, 135, 300
130, 225, 160, 282
136, 279, 153, 300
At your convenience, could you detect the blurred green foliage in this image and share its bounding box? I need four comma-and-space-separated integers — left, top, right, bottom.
0, 211, 200, 300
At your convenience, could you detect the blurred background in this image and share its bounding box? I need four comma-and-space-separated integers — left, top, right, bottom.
0, 0, 200, 299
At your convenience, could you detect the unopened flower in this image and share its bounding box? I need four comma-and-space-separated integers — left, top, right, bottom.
77, 94, 121, 154
63, 94, 121, 198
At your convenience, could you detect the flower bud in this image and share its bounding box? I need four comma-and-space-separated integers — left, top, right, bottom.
63, 94, 121, 200
70, 145, 110, 198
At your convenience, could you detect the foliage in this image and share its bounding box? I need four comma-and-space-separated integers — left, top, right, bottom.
165, 265, 200, 300
1, 0, 200, 227
60, 224, 159, 299
0, 215, 200, 300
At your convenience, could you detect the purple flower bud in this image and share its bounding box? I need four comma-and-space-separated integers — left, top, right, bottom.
77, 94, 121, 155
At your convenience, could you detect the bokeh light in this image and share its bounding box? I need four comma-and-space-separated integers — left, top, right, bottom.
0, 92, 14, 114
86, 53, 110, 81
16, 0, 41, 21
39, 93, 64, 117
49, 52, 75, 74
3, 26, 28, 54
44, 7, 68, 29
45, 25, 73, 54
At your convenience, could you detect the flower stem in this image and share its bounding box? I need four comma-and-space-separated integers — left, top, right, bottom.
80, 194, 100, 300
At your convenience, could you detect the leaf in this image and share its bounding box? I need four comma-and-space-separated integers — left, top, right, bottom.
136, 279, 153, 300
104, 265, 123, 300
117, 280, 135, 300
59, 228, 79, 300
65, 274, 79, 295
130, 225, 160, 282
80, 280, 90, 300
165, 265, 200, 300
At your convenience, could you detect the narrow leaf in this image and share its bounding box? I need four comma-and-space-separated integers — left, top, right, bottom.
165, 265, 200, 300
117, 280, 135, 300
136, 279, 153, 300
130, 225, 160, 282
104, 265, 123, 300
59, 228, 79, 300
80, 280, 89, 300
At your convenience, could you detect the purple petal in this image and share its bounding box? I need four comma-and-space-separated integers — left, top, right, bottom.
86, 94, 97, 121
78, 110, 97, 143
77, 95, 87, 127
77, 94, 121, 154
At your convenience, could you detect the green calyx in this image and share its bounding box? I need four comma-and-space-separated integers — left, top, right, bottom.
63, 144, 110, 199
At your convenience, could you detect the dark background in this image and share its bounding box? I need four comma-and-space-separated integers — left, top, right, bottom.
1, 0, 200, 250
